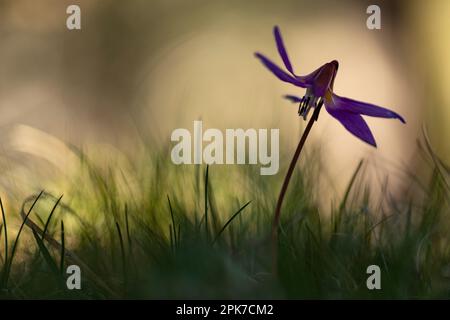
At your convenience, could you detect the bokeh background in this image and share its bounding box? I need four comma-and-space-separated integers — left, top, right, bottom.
0, 0, 448, 208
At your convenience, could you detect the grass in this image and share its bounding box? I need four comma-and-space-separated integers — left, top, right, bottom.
0, 135, 449, 299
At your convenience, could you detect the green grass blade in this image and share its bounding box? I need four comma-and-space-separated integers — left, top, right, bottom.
4, 191, 44, 288
169, 225, 174, 251
31, 228, 60, 277
213, 201, 251, 244
0, 198, 8, 288
167, 195, 177, 247
124, 204, 132, 250
60, 220, 65, 275
333, 160, 364, 235
339, 160, 364, 211
115, 221, 127, 294
42, 194, 63, 240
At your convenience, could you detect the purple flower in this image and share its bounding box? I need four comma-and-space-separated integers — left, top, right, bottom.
255, 26, 405, 147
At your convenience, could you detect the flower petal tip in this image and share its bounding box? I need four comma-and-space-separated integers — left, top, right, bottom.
397, 115, 406, 124
360, 136, 377, 148
361, 137, 377, 148
389, 110, 405, 123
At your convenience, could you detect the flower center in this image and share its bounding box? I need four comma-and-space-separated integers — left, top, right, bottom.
298, 93, 324, 120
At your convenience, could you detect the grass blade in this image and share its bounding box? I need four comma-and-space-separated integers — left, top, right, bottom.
339, 159, 364, 211
31, 228, 60, 277
169, 225, 173, 251
124, 204, 132, 250
60, 220, 65, 275
167, 196, 177, 247
42, 194, 63, 240
213, 201, 251, 244
115, 221, 127, 294
3, 191, 44, 288
0, 198, 8, 288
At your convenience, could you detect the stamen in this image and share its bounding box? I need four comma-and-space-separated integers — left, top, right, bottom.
298, 96, 305, 116
303, 104, 312, 120
298, 95, 323, 121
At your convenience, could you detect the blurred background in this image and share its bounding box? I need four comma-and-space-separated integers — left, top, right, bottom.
0, 0, 448, 208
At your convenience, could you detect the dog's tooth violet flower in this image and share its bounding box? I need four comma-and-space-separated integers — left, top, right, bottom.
255, 26, 407, 268
255, 26, 405, 147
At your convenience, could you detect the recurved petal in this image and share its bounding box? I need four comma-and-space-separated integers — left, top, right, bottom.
332, 94, 406, 123
254, 53, 309, 87
325, 105, 377, 147
273, 26, 294, 75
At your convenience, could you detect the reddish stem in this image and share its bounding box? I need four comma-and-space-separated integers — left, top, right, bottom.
271, 105, 321, 271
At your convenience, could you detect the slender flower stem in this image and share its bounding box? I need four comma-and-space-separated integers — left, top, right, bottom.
271, 105, 322, 270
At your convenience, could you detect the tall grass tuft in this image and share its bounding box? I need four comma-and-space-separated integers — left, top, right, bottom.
0, 136, 448, 299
